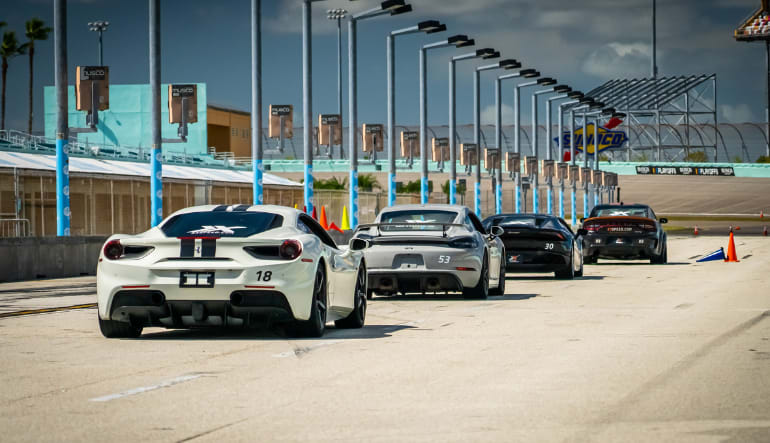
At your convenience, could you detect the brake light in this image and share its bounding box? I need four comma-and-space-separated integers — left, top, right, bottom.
279, 239, 302, 260
584, 223, 600, 232
103, 239, 123, 260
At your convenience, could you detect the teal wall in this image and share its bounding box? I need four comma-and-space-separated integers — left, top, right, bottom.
44, 83, 207, 155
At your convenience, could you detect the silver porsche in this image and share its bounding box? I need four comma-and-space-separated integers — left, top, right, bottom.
352, 204, 506, 299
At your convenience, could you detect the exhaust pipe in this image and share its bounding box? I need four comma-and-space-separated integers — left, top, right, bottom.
379, 278, 394, 290
425, 278, 440, 291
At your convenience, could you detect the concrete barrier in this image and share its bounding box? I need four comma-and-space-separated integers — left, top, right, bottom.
0, 236, 107, 282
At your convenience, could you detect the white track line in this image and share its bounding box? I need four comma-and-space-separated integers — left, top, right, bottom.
89, 374, 203, 402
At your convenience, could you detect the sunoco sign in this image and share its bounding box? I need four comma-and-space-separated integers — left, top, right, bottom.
555, 123, 628, 155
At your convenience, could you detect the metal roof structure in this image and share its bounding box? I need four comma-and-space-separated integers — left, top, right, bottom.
563, 74, 718, 162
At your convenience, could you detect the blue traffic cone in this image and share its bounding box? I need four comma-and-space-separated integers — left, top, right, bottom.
696, 247, 726, 262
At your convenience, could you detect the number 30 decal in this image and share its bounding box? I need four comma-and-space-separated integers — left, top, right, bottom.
544, 243, 554, 250
438, 255, 451, 264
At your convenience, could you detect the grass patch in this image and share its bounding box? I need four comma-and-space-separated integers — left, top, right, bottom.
662, 215, 764, 223
663, 225, 691, 232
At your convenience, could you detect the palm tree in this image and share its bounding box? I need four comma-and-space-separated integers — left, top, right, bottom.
25, 18, 52, 134
357, 173, 380, 192
1, 31, 28, 130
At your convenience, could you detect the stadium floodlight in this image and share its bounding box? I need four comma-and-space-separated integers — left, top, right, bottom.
601, 107, 616, 117
553, 85, 571, 94
536, 77, 557, 86
386, 19, 445, 207
87, 20, 109, 65
419, 36, 476, 205
347, 0, 413, 228
520, 69, 539, 78
500, 59, 521, 69
446, 47, 499, 208
590, 101, 605, 109
567, 91, 584, 99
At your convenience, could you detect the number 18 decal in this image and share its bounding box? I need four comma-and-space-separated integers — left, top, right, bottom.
438, 255, 451, 264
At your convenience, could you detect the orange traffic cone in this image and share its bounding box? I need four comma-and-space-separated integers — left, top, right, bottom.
319, 206, 329, 230
763, 226, 767, 236
725, 231, 740, 262
327, 222, 343, 233
693, 225, 699, 236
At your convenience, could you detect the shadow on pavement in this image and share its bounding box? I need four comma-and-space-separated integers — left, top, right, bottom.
490, 293, 539, 301
590, 261, 690, 266
139, 323, 415, 341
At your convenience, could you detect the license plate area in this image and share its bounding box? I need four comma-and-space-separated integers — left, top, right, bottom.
392, 254, 424, 269
179, 271, 215, 288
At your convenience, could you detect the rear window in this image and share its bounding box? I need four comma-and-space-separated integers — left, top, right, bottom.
377, 210, 458, 232
161, 212, 283, 237
592, 207, 649, 218
484, 215, 559, 230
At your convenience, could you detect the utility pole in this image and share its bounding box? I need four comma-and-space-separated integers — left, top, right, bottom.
652, 0, 657, 78
55, 0, 70, 236
252, 0, 263, 204
149, 0, 162, 226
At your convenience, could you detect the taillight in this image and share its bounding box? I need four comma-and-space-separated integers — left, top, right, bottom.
584, 223, 599, 232
279, 239, 302, 260
103, 239, 123, 260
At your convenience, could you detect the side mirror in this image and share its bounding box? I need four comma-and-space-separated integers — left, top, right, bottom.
577, 228, 588, 236
579, 218, 586, 223
489, 226, 504, 237
348, 238, 370, 251
659, 218, 668, 224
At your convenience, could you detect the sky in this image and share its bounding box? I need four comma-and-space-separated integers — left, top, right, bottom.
1, 0, 766, 134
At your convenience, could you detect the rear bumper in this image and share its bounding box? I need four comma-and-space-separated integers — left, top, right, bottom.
105, 290, 295, 328
368, 270, 471, 294
505, 251, 569, 271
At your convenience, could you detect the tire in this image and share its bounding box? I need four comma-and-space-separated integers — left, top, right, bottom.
489, 250, 506, 296
366, 289, 374, 301
290, 264, 328, 337
98, 315, 142, 339
574, 243, 584, 277
651, 243, 667, 265
463, 254, 489, 300
584, 255, 597, 265
554, 264, 575, 280
335, 265, 367, 329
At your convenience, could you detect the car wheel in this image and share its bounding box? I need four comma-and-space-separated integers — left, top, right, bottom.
651, 244, 667, 265
290, 265, 328, 337
489, 250, 506, 296
584, 255, 597, 265
463, 254, 488, 300
555, 264, 575, 280
98, 315, 142, 339
335, 265, 367, 329
366, 288, 374, 300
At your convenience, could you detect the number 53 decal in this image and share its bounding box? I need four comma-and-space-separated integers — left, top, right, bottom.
438, 255, 451, 264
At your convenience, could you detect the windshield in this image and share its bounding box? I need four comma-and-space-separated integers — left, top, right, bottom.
161, 211, 284, 237
591, 207, 650, 218
484, 215, 559, 230
377, 210, 459, 232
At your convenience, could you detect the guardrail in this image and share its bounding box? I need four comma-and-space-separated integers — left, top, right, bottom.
0, 218, 31, 238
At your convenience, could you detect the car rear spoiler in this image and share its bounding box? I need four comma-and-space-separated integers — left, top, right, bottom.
354, 223, 470, 238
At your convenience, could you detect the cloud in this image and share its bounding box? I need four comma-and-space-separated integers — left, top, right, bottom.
720, 104, 756, 123
582, 42, 653, 79
481, 103, 514, 126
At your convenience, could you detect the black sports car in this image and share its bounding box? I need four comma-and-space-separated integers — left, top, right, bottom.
581, 204, 668, 264
483, 214, 585, 279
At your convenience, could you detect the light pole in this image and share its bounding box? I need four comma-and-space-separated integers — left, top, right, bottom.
553, 90, 584, 219
449, 48, 498, 206
420, 35, 474, 204
592, 108, 624, 207
327, 8, 347, 159
514, 76, 551, 213
527, 78, 557, 214
55, 0, 70, 236
87, 20, 109, 65
252, 0, 263, 204
538, 84, 570, 215
474, 60, 522, 217
149, 0, 162, 227
496, 65, 538, 215
348, 1, 410, 227
387, 20, 445, 207
581, 101, 604, 217
565, 97, 594, 225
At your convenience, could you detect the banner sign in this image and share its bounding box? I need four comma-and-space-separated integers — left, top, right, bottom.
635, 165, 735, 176
555, 123, 628, 156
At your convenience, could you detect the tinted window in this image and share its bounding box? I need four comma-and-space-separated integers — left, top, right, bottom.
378, 210, 459, 232
161, 212, 283, 237
592, 207, 650, 218
484, 215, 558, 231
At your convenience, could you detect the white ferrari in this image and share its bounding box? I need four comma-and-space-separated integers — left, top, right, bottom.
96, 205, 368, 338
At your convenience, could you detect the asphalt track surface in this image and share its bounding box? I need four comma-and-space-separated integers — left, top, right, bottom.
1, 235, 769, 442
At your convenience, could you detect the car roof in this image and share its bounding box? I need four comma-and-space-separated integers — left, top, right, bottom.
379, 204, 467, 213
592, 204, 651, 210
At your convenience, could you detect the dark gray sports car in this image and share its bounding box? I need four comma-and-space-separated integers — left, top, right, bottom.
580, 204, 668, 264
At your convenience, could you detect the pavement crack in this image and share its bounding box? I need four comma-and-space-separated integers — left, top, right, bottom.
176, 417, 249, 443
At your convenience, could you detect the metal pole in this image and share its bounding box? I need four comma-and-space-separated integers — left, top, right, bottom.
149, 0, 162, 227
348, 19, 358, 227
54, 0, 70, 236
760, 40, 770, 161
337, 16, 342, 160
419, 47, 428, 204
652, 0, 657, 78
531, 93, 539, 213
302, 0, 314, 215
514, 85, 521, 213
473, 70, 481, 216
594, 116, 600, 209
387, 34, 396, 206
570, 110, 577, 226
546, 98, 553, 215
449, 59, 457, 205
556, 103, 563, 218
251, 0, 263, 205
582, 112, 589, 219
98, 30, 103, 66
495, 77, 502, 214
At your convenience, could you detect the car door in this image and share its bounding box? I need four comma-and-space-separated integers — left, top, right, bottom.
468, 211, 501, 282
